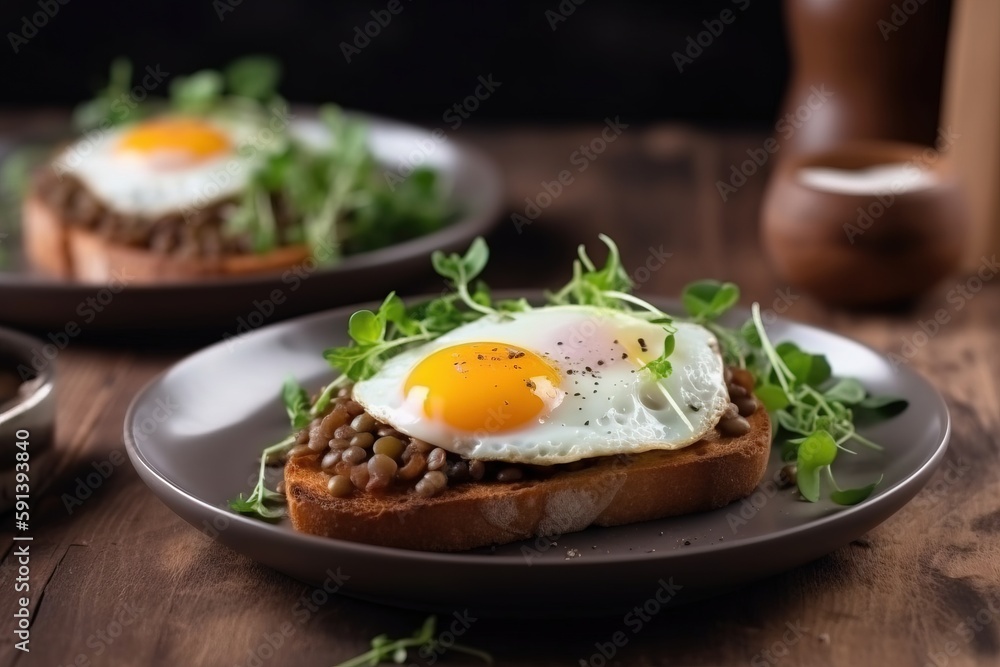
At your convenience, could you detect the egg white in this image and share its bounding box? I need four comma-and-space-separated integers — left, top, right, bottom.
53, 116, 266, 218
352, 306, 730, 465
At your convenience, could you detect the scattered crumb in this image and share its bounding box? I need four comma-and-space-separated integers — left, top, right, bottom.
683, 540, 691, 546
646, 549, 656, 553
565, 549, 581, 560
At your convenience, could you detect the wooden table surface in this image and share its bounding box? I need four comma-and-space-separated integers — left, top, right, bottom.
2, 123, 999, 667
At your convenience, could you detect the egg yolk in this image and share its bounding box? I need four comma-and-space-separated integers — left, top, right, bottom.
404, 342, 561, 433
116, 118, 231, 163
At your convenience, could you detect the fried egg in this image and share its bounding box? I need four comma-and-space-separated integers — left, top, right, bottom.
54, 115, 264, 217
352, 306, 729, 465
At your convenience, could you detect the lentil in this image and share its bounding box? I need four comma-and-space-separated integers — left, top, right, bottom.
327, 475, 353, 497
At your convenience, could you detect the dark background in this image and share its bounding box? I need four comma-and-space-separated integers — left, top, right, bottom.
0, 0, 789, 127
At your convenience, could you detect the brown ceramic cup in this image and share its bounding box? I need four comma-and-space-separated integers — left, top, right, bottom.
760, 141, 969, 308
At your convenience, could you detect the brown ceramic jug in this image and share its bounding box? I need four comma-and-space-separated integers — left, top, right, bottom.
761, 0, 967, 307
778, 0, 952, 155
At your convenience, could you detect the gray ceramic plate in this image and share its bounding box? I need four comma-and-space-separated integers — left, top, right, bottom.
0, 114, 501, 333
124, 298, 950, 616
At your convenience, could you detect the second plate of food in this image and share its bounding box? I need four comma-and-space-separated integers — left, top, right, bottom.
0, 110, 503, 337
124, 286, 949, 616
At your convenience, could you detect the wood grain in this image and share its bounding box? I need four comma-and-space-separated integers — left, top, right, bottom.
1, 123, 998, 667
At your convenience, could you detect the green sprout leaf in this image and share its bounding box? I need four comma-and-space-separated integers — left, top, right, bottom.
282, 378, 311, 429
224, 55, 282, 102
72, 57, 137, 130
432, 236, 489, 285
228, 435, 295, 520
823, 378, 866, 404
830, 475, 883, 506
754, 383, 790, 412
682, 280, 740, 322
796, 430, 838, 502
170, 70, 224, 113
431, 237, 494, 315
549, 234, 639, 309
855, 395, 910, 420
580, 233, 633, 294
332, 615, 492, 667
380, 292, 407, 326
776, 342, 832, 387
641, 334, 675, 380
739, 317, 762, 347
348, 309, 383, 345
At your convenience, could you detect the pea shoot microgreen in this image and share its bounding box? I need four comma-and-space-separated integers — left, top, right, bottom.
282, 377, 312, 430
431, 236, 495, 316
332, 616, 493, 667
680, 282, 908, 505
228, 435, 294, 519
548, 234, 679, 377
230, 236, 909, 519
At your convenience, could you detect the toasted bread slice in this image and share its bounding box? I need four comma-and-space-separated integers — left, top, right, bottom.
22, 195, 73, 279
22, 195, 311, 284
286, 408, 771, 552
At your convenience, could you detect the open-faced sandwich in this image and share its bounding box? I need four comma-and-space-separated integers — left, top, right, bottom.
231, 236, 908, 551
21, 57, 454, 283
